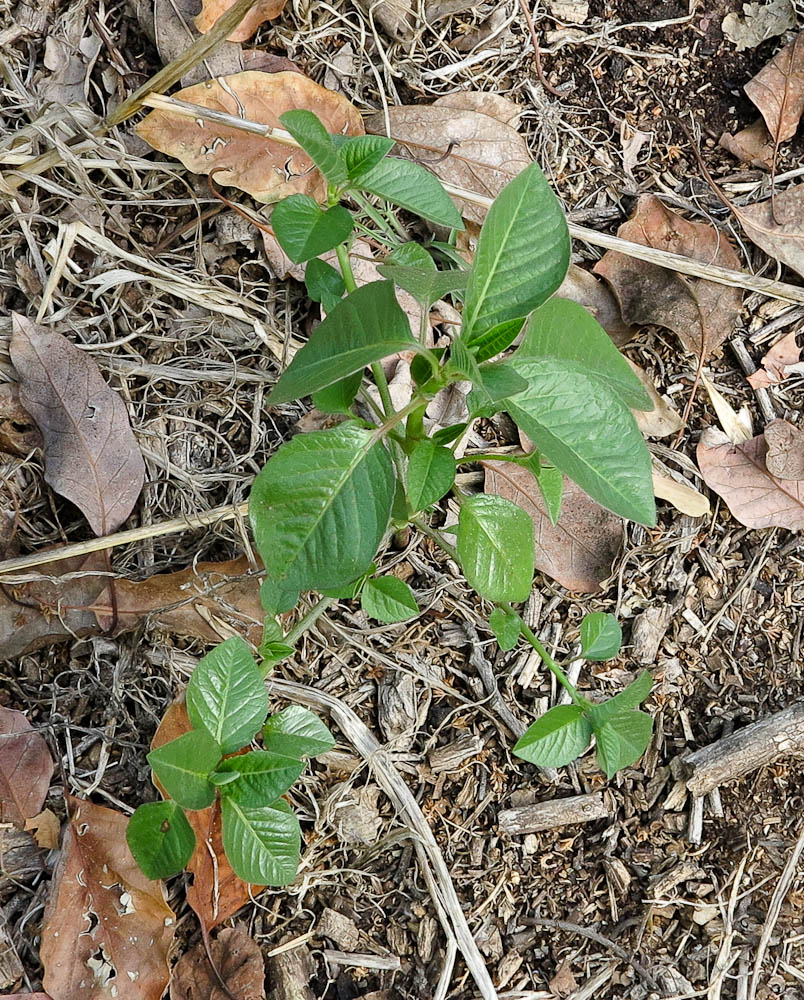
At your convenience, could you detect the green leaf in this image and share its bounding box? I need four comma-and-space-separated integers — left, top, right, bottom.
268, 281, 419, 405
432, 422, 467, 446
580, 612, 622, 661
593, 709, 653, 778
410, 348, 443, 387
320, 565, 372, 600
260, 577, 300, 616
250, 422, 395, 592
361, 575, 419, 623
506, 361, 656, 525
147, 730, 221, 810
357, 157, 464, 229
271, 195, 354, 264
513, 705, 592, 769
312, 372, 362, 414
387, 243, 436, 269
467, 361, 528, 417
518, 298, 653, 410
462, 163, 569, 339
377, 263, 467, 306
279, 109, 348, 187
335, 133, 395, 181
221, 796, 301, 886
258, 616, 294, 667
217, 750, 305, 807
186, 636, 268, 755
535, 465, 563, 525
407, 439, 455, 511
209, 770, 240, 787
489, 606, 521, 651
457, 494, 534, 603
465, 318, 524, 364
305, 258, 345, 311
587, 671, 652, 728
127, 801, 195, 881
263, 705, 336, 758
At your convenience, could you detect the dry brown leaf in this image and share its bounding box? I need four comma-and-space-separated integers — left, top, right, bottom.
548, 958, 578, 998
170, 926, 265, 1000
701, 372, 754, 444
556, 266, 634, 347
433, 91, 523, 127
10, 315, 145, 536
40, 794, 175, 1000
652, 470, 710, 517
24, 808, 61, 850
593, 195, 743, 358
738, 184, 804, 279
719, 119, 775, 169
136, 72, 363, 205
194, 0, 286, 42
764, 419, 804, 479
745, 31, 804, 144
747, 330, 802, 387
697, 426, 804, 528
354, 0, 416, 40
483, 461, 622, 593
626, 359, 683, 438
722, 0, 796, 51
148, 0, 243, 85
0, 383, 41, 457
0, 707, 54, 829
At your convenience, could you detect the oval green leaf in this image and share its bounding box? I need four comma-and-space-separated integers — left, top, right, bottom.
594, 709, 653, 778
580, 612, 622, 661
513, 705, 592, 769
126, 800, 195, 881
357, 156, 463, 229
217, 749, 305, 807
221, 796, 301, 886
361, 575, 419, 623
407, 439, 455, 511
489, 606, 521, 651
263, 704, 336, 758
272, 195, 354, 264
147, 729, 221, 810
457, 494, 534, 603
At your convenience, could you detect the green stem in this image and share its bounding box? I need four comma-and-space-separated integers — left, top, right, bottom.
517, 618, 588, 708
285, 596, 334, 644
411, 516, 458, 560
335, 243, 358, 294
405, 402, 427, 442
351, 191, 399, 244
455, 451, 522, 466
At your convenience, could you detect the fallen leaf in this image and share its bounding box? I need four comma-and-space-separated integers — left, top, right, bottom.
0, 707, 54, 829
652, 470, 710, 517
548, 0, 588, 20
738, 184, 804, 279
325, 783, 382, 844
40, 795, 175, 1000
170, 926, 265, 1000
194, 0, 285, 41
483, 461, 623, 593
627, 359, 683, 438
148, 0, 243, 85
745, 31, 804, 144
747, 329, 802, 387
24, 808, 61, 850
594, 195, 743, 358
720, 119, 775, 169
136, 71, 364, 205
556, 266, 634, 347
697, 426, 804, 528
354, 0, 416, 40
722, 0, 796, 51
764, 418, 804, 478
10, 315, 145, 536
549, 957, 577, 998
433, 91, 523, 127
701, 372, 753, 444
3, 994, 51, 999
0, 383, 41, 457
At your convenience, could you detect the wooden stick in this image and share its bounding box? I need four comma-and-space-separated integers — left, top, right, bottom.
498, 792, 608, 835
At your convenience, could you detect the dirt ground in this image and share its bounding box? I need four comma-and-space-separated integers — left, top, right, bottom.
2, 0, 804, 998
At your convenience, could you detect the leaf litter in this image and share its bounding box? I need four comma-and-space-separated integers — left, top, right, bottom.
0, 706, 54, 829
170, 926, 265, 1000
746, 329, 802, 388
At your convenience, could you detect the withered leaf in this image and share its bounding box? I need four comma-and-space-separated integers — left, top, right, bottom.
764, 419, 804, 479
150, 0, 243, 86
652, 470, 710, 517
745, 31, 804, 144
24, 808, 61, 849
722, 0, 796, 52
0, 383, 41, 457
40, 795, 175, 1000
594, 195, 743, 358
697, 426, 804, 528
556, 265, 634, 347
747, 330, 802, 388
194, 0, 286, 42
483, 461, 622, 593
0, 706, 54, 829
627, 360, 683, 438
10, 315, 145, 537
720, 119, 775, 170
136, 71, 364, 205
738, 184, 804, 279
170, 926, 265, 1000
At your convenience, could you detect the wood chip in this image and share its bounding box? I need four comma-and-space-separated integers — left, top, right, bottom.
498, 792, 609, 835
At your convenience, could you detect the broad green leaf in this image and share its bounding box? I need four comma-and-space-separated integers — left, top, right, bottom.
320, 563, 374, 600
580, 612, 622, 661
466, 318, 524, 364
432, 422, 467, 446
217, 750, 305, 807
518, 298, 653, 410
127, 801, 195, 880
221, 796, 301, 886
268, 281, 420, 405
260, 577, 300, 615
489, 606, 521, 651
594, 709, 653, 778
462, 163, 569, 339
272, 196, 354, 264
209, 770, 240, 786
457, 494, 534, 602
147, 730, 221, 810
467, 361, 528, 417
186, 636, 268, 755
388, 243, 436, 269
312, 372, 362, 414
335, 133, 395, 181
279, 109, 348, 187
357, 157, 464, 229
506, 361, 656, 525
410, 349, 442, 387
377, 263, 467, 306
258, 616, 294, 667
250, 422, 395, 592
587, 671, 652, 728
361, 575, 419, 623
407, 439, 455, 511
263, 705, 336, 758
513, 705, 592, 768
305, 258, 345, 312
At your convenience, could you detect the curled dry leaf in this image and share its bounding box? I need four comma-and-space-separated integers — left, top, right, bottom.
0, 383, 41, 457
483, 461, 622, 593
556, 266, 634, 347
40, 795, 175, 1000
697, 426, 804, 529
720, 118, 775, 170
722, 0, 796, 52
764, 419, 804, 479
594, 195, 743, 358
170, 926, 265, 1000
0, 706, 54, 829
136, 72, 363, 205
24, 808, 61, 850
195, 0, 286, 42
744, 31, 804, 144
10, 315, 145, 536
652, 470, 710, 517
747, 329, 802, 388
626, 359, 683, 438
738, 184, 804, 279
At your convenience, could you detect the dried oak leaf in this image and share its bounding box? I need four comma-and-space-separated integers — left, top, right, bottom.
10, 315, 145, 536
697, 426, 804, 528
593, 195, 743, 358
764, 419, 804, 479
720, 118, 775, 170
170, 926, 265, 1000
747, 330, 802, 388
0, 706, 54, 829
135, 72, 364, 205
0, 383, 41, 457
745, 31, 804, 144
40, 795, 175, 1000
483, 461, 622, 593
738, 183, 804, 279
194, 0, 286, 43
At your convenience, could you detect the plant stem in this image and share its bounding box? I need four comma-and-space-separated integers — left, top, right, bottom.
335, 243, 358, 294
285, 596, 334, 644
406, 402, 427, 442
455, 451, 523, 466
517, 619, 587, 708
411, 516, 458, 560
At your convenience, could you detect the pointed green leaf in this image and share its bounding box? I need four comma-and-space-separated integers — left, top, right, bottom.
250, 422, 395, 592
221, 796, 301, 886
209, 770, 240, 787
489, 606, 521, 651
186, 636, 268, 755
268, 281, 420, 405
305, 258, 345, 311
387, 242, 436, 269
279, 109, 348, 187
263, 705, 336, 758
258, 616, 294, 667
147, 730, 221, 810
462, 163, 569, 339
271, 196, 353, 264
580, 612, 622, 661
587, 671, 652, 728
466, 318, 524, 363
217, 749, 305, 807
361, 575, 419, 623
513, 705, 592, 768
260, 577, 300, 616
127, 801, 195, 880
535, 465, 563, 525
312, 371, 362, 414
377, 263, 467, 306
457, 494, 534, 602
357, 157, 464, 229
594, 709, 653, 778
467, 361, 528, 417
407, 439, 455, 511
335, 133, 395, 180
